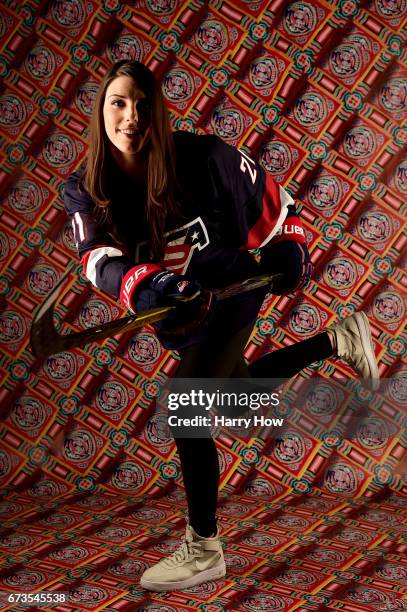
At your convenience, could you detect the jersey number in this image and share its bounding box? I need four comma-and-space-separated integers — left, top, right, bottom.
72, 212, 85, 247
239, 150, 257, 185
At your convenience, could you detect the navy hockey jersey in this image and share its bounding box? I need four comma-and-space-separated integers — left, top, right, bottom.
64, 132, 303, 348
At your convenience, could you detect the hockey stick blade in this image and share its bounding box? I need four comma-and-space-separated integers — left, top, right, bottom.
30, 273, 282, 359
30, 274, 175, 359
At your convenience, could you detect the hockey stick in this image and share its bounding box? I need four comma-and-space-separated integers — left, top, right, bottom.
30, 273, 281, 359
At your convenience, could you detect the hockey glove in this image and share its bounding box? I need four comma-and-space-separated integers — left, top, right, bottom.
134, 271, 207, 334
143, 271, 201, 305
259, 241, 313, 295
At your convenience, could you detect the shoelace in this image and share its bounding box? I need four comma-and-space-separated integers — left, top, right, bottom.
162, 538, 203, 568
332, 330, 354, 364
341, 352, 354, 365
340, 340, 359, 366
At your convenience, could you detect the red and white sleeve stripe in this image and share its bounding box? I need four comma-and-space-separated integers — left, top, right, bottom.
244, 176, 294, 249
81, 246, 124, 286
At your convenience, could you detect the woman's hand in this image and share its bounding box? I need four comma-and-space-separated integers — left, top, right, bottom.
134, 271, 208, 335
145, 271, 201, 305
259, 241, 313, 295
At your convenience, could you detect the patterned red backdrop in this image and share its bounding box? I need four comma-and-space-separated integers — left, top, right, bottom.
0, 0, 406, 610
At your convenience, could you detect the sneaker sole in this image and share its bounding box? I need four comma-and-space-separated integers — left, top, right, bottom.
353, 312, 380, 391
140, 562, 226, 592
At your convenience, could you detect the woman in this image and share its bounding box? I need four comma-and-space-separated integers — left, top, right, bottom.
64, 60, 379, 591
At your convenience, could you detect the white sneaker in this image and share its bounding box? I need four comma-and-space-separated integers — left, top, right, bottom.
327, 312, 380, 390
140, 524, 226, 592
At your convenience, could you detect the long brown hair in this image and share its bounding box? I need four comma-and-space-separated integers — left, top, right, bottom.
83, 60, 177, 260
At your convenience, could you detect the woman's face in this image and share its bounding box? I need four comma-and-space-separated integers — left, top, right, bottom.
102, 75, 151, 163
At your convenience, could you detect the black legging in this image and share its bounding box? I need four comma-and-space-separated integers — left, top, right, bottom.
174, 323, 333, 537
